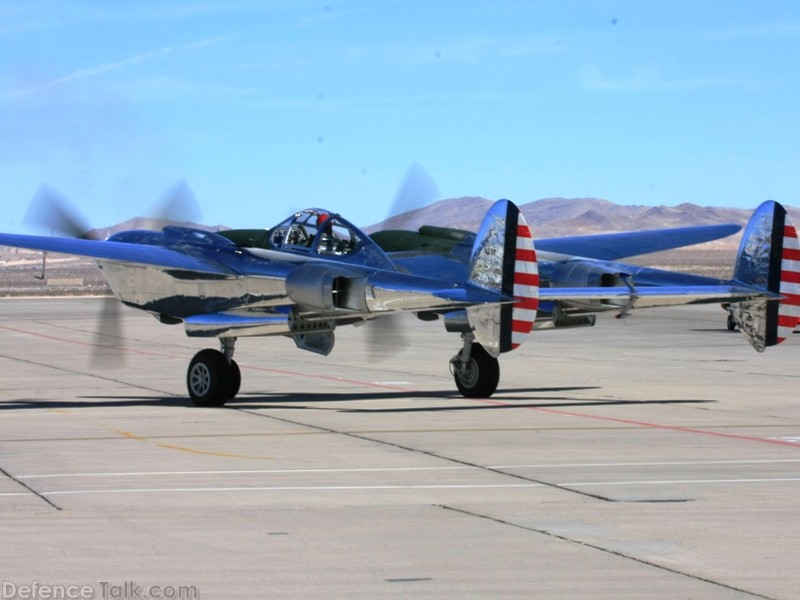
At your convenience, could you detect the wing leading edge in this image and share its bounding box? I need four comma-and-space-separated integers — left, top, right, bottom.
0, 232, 233, 275
537, 224, 741, 260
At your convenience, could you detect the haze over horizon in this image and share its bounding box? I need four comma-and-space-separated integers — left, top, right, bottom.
2, 1, 798, 234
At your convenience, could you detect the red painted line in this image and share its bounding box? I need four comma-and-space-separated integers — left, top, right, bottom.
785, 225, 798, 238
0, 324, 410, 392
473, 398, 800, 449
0, 323, 173, 360
784, 248, 800, 260
241, 364, 410, 391
5, 320, 793, 444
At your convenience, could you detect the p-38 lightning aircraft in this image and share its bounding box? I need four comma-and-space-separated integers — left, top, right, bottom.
0, 197, 798, 406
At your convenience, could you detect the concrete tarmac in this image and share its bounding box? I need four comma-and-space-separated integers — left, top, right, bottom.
0, 297, 798, 599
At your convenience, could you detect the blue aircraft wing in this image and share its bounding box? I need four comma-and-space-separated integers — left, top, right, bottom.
0, 233, 232, 275
536, 224, 740, 260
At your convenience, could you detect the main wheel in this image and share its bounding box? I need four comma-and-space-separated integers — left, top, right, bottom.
229, 359, 241, 398
187, 349, 234, 407
727, 313, 737, 331
452, 343, 500, 398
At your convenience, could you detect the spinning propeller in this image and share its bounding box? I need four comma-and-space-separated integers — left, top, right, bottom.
22, 181, 203, 369
21, 167, 441, 370
386, 161, 441, 225
364, 163, 442, 361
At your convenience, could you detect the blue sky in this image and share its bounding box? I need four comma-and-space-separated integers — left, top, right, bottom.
1, 1, 799, 234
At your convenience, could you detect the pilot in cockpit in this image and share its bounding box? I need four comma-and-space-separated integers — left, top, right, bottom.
316, 212, 336, 253
269, 209, 357, 256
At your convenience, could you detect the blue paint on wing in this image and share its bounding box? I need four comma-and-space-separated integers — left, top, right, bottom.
537, 224, 741, 260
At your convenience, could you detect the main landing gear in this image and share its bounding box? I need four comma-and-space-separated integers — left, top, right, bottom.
187, 338, 241, 407
450, 335, 500, 398
187, 335, 502, 406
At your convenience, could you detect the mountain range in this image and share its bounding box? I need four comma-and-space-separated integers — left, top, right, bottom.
366, 197, 799, 249
84, 198, 800, 248
6, 197, 797, 295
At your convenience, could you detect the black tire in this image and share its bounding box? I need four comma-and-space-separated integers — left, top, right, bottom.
187, 349, 233, 407
229, 359, 241, 399
727, 314, 737, 331
453, 343, 500, 398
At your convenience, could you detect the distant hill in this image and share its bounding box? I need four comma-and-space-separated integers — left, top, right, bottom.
4, 197, 799, 298
365, 197, 800, 250
82, 197, 797, 244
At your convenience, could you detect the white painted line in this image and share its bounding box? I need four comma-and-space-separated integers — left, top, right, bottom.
0, 483, 545, 497
15, 458, 800, 480
17, 466, 474, 480
1, 477, 799, 499
567, 478, 800, 487
494, 458, 800, 469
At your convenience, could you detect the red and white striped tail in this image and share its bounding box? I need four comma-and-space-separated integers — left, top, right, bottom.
510, 217, 538, 350
777, 219, 800, 343
466, 200, 538, 356
732, 201, 800, 351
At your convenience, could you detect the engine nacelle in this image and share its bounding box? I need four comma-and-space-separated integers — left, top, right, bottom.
285, 264, 368, 312
549, 260, 628, 288
548, 260, 631, 310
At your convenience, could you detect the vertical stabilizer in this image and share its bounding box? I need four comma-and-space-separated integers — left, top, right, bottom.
466, 200, 538, 356
731, 201, 800, 350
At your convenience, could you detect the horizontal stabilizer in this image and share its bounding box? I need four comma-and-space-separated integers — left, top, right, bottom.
539, 284, 779, 308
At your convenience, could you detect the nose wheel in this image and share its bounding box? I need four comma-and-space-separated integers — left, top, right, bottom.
450, 341, 500, 398
187, 339, 241, 407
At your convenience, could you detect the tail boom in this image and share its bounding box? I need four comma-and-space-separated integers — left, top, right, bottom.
731, 201, 800, 350
466, 200, 538, 355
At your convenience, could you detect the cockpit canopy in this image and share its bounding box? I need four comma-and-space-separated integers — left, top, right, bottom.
263, 208, 397, 270
269, 209, 359, 256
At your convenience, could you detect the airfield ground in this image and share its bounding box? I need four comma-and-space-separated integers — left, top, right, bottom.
0, 298, 798, 599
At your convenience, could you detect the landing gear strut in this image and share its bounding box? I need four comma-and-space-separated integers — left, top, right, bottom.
187, 337, 240, 407
450, 335, 500, 398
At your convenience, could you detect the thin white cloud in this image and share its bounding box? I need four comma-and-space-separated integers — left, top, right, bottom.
695, 21, 800, 41
578, 65, 754, 93
12, 36, 229, 96
297, 0, 403, 28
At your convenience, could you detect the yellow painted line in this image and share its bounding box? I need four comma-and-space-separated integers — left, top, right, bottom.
156, 443, 273, 461
99, 424, 272, 459
113, 429, 147, 441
